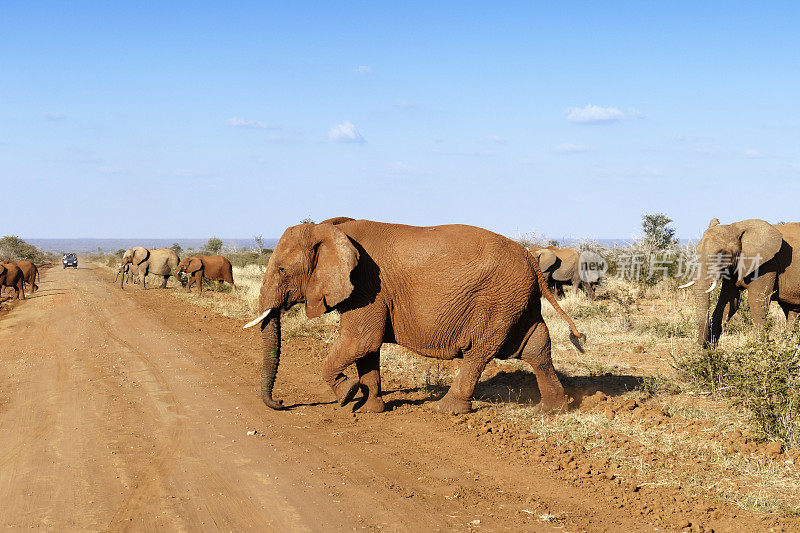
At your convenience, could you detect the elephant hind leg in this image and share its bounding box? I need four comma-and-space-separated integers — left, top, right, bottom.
520, 321, 566, 412
160, 275, 169, 288
355, 351, 385, 413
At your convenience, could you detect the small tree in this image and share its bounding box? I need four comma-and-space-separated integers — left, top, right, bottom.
301, 217, 315, 224
170, 242, 183, 256
641, 213, 677, 251
204, 237, 223, 254
254, 235, 265, 255
114, 249, 126, 258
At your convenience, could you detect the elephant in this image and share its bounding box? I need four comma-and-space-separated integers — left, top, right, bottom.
0, 262, 26, 300
244, 218, 585, 415
120, 247, 180, 289
528, 246, 600, 300
114, 263, 137, 288
177, 255, 236, 293
2, 260, 38, 293
681, 218, 800, 347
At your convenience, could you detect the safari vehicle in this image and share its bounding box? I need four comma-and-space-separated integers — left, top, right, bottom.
62, 253, 78, 269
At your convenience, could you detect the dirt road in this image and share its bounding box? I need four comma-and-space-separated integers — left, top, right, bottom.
0, 265, 783, 532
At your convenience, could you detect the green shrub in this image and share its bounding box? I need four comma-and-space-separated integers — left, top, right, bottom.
676, 333, 800, 447
0, 236, 57, 263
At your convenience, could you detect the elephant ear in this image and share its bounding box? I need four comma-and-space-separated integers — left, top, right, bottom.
533, 248, 559, 273
305, 223, 360, 319
133, 247, 150, 265
552, 249, 579, 281
187, 257, 203, 274
731, 219, 782, 279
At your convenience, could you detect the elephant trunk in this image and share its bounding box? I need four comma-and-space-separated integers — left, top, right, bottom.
260, 311, 285, 410
694, 262, 713, 347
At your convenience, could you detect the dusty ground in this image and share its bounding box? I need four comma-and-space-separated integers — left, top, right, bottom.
1, 265, 797, 531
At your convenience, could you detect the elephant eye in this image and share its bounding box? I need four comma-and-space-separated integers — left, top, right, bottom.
278, 267, 286, 274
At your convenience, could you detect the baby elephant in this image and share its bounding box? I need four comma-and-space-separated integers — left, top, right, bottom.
177, 255, 236, 293
0, 262, 26, 300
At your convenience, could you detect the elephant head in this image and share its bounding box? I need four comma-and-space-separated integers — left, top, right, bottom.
116, 263, 130, 288
177, 256, 199, 274
243, 222, 359, 409
691, 218, 782, 346
121, 247, 148, 266
530, 247, 559, 273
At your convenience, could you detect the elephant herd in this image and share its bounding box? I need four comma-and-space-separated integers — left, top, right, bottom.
241, 216, 800, 416
0, 260, 39, 300
114, 246, 236, 293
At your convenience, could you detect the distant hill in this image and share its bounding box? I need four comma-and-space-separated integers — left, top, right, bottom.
26, 238, 279, 254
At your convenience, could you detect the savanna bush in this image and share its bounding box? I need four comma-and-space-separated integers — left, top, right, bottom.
676, 332, 800, 447
0, 236, 56, 263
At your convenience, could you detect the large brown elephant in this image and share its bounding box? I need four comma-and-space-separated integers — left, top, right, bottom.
2, 260, 38, 293
120, 247, 180, 289
528, 246, 600, 299
177, 255, 236, 293
682, 218, 800, 347
0, 262, 26, 300
244, 218, 584, 415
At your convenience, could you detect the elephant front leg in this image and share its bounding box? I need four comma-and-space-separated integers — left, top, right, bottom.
321, 335, 371, 408
355, 351, 385, 413
747, 274, 777, 333
521, 321, 567, 412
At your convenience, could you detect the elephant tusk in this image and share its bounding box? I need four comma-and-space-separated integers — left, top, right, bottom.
243, 308, 272, 329
705, 279, 718, 293
677, 280, 696, 289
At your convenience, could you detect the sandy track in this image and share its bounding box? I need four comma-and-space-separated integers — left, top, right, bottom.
2, 265, 784, 532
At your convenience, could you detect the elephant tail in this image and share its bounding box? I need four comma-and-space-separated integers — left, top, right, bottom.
531, 257, 586, 347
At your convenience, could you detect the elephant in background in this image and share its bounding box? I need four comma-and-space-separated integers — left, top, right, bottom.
245, 218, 584, 415
177, 255, 236, 293
528, 246, 600, 300
0, 262, 26, 300
682, 218, 800, 347
120, 247, 180, 289
2, 260, 38, 293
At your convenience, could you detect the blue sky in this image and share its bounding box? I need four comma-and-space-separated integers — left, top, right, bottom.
1, 2, 798, 240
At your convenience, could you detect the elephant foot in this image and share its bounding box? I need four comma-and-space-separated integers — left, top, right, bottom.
262, 396, 285, 410
538, 393, 569, 413
356, 397, 386, 413
431, 395, 472, 415
332, 377, 360, 407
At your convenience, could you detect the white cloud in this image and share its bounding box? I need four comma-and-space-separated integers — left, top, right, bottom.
227, 117, 269, 129
566, 104, 633, 124
355, 65, 373, 75
484, 135, 509, 145
744, 149, 763, 159
328, 121, 365, 144
41, 112, 65, 121
552, 142, 592, 154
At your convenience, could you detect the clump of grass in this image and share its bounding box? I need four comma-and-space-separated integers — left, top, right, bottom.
637, 319, 693, 338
